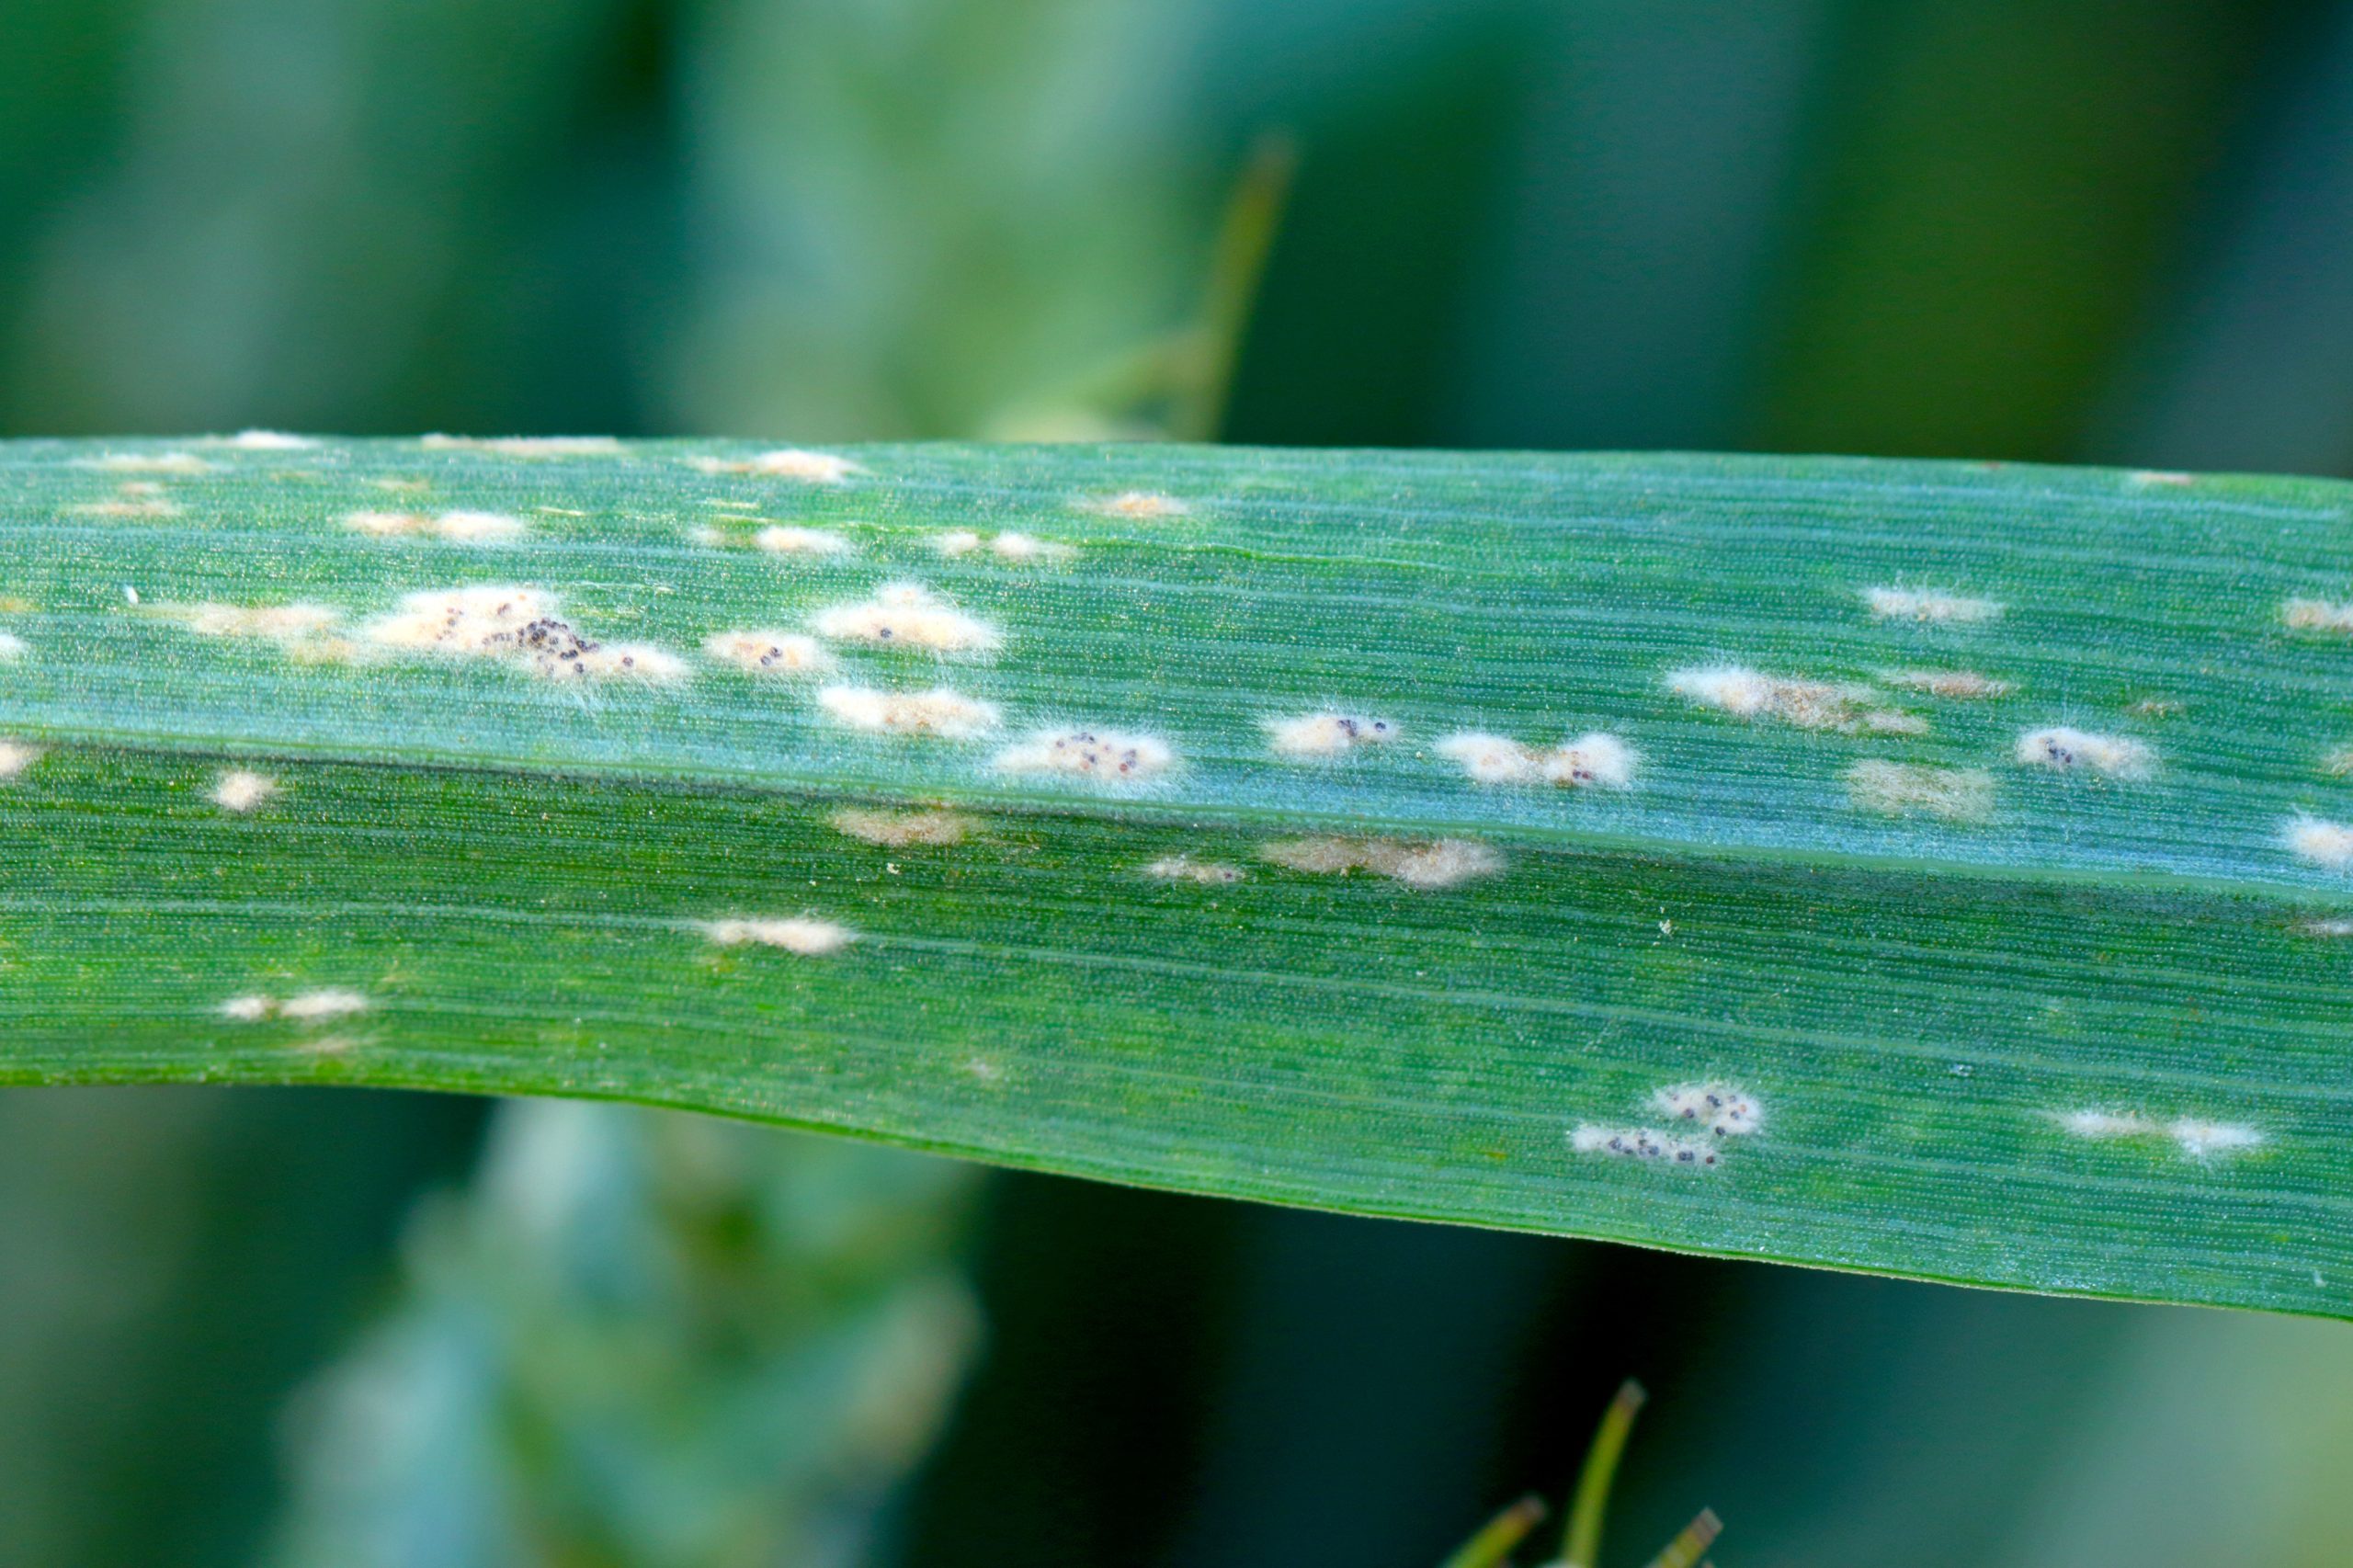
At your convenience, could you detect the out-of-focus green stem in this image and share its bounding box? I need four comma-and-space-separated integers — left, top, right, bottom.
1638, 1508, 1722, 1568
1438, 1493, 1547, 1568
1554, 1380, 1648, 1568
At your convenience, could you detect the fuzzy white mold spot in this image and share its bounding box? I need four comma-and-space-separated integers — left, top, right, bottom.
1882, 668, 2014, 699
753, 525, 855, 557
1845, 760, 1995, 823
1862, 585, 2003, 624
1258, 835, 1502, 890
2128, 697, 2184, 719
1667, 665, 1915, 735
813, 583, 1000, 653
217, 994, 275, 1022
0, 741, 45, 781
829, 808, 979, 846
225, 429, 318, 449
688, 448, 863, 483
2055, 1108, 2262, 1162
1142, 856, 1248, 885
818, 684, 1002, 739
210, 769, 279, 813
222, 988, 370, 1022
2324, 746, 2353, 778
422, 434, 623, 459
161, 600, 344, 645
1570, 1126, 1721, 1168
1435, 730, 1635, 788
0, 631, 23, 662
360, 585, 686, 682
994, 727, 1176, 784
2170, 1119, 2265, 1160
2014, 726, 2153, 779
82, 450, 213, 475
1266, 711, 1400, 758
71, 483, 182, 519
2287, 813, 2353, 869
343, 508, 529, 543
932, 528, 1073, 562
2297, 916, 2353, 938
2283, 597, 2353, 633
2129, 470, 2196, 487
699, 916, 857, 955
1080, 490, 1188, 519
1652, 1082, 1764, 1137
701, 630, 834, 676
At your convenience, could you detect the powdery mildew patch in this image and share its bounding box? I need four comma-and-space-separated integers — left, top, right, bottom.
688, 449, 863, 483
829, 808, 979, 846
362, 585, 688, 682
1861, 585, 2003, 623
813, 584, 1000, 653
2056, 1108, 2263, 1162
1436, 731, 1634, 788
1652, 1082, 1765, 1137
819, 685, 1001, 739
2129, 470, 2196, 487
2287, 813, 2353, 869
219, 988, 370, 1022
1257, 835, 1502, 890
2283, 597, 2353, 633
1570, 1126, 1721, 1167
0, 741, 45, 780
699, 916, 857, 955
224, 429, 318, 449
1881, 668, 2014, 699
210, 769, 279, 812
701, 630, 835, 676
994, 727, 1176, 784
81, 450, 214, 475
0, 631, 23, 662
71, 483, 182, 518
2325, 746, 2353, 778
1077, 490, 1188, 519
1667, 665, 1923, 734
1844, 760, 1995, 823
154, 601, 356, 663
753, 525, 855, 557
344, 509, 529, 543
1265, 711, 1401, 759
1142, 856, 1247, 884
422, 435, 623, 459
2014, 726, 2153, 779
933, 529, 1074, 562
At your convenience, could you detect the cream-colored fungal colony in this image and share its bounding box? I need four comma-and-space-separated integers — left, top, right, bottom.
72, 482, 182, 518
344, 509, 529, 543
2287, 814, 2353, 869
1435, 731, 1634, 788
1881, 668, 2013, 699
1570, 1127, 1721, 1166
219, 988, 370, 1022
0, 631, 23, 662
753, 525, 855, 557
702, 630, 835, 676
1862, 585, 2003, 623
361, 586, 687, 681
1573, 1081, 1766, 1171
225, 429, 318, 449
210, 769, 279, 812
1142, 856, 1248, 884
933, 529, 1074, 562
1668, 665, 1921, 734
819, 684, 1001, 738
1079, 490, 1188, 519
2057, 1109, 2262, 1161
1652, 1082, 1764, 1137
1265, 711, 1400, 758
699, 916, 857, 955
156, 600, 346, 650
994, 728, 1175, 783
2283, 597, 2353, 632
1844, 760, 1995, 823
422, 435, 623, 459
0, 741, 44, 780
2013, 726, 2153, 778
829, 808, 978, 846
2325, 746, 2353, 778
688, 449, 863, 483
813, 584, 1000, 653
83, 451, 213, 475
1257, 835, 1501, 890
2129, 470, 2195, 486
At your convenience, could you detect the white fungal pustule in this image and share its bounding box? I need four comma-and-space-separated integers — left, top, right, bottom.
0, 631, 24, 662
1258, 835, 1503, 890
343, 508, 529, 543
2284, 597, 2353, 633
813, 583, 1001, 653
819, 684, 1001, 739
1652, 1082, 1764, 1137
361, 585, 687, 682
702, 630, 834, 676
2287, 814, 2353, 869
221, 988, 371, 1022
422, 435, 623, 459
1861, 585, 2003, 624
1435, 730, 1636, 788
688, 448, 863, 483
2297, 916, 2353, 938
829, 808, 979, 846
932, 529, 1073, 562
2130, 470, 2196, 486
1266, 711, 1401, 759
1142, 856, 1248, 885
1570, 1126, 1721, 1168
993, 727, 1176, 784
82, 450, 213, 475
1667, 665, 1918, 735
1881, 668, 2014, 699
72, 482, 182, 518
753, 525, 854, 557
2324, 747, 2353, 778
160, 600, 344, 644
1079, 490, 1188, 519
2056, 1109, 2263, 1162
225, 429, 318, 449
210, 769, 279, 812
0, 741, 45, 780
699, 916, 857, 955
1844, 760, 1995, 823
2014, 726, 2153, 779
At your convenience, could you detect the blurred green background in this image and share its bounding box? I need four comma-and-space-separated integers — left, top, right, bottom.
6, 0, 2353, 1562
